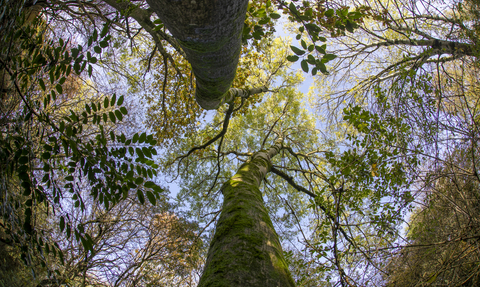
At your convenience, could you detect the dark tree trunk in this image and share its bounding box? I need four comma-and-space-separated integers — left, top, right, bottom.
198, 139, 295, 287
146, 0, 249, 110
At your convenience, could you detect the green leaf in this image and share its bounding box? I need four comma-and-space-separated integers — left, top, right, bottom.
110, 94, 117, 106
42, 152, 51, 159
305, 23, 321, 33
115, 110, 123, 121
349, 11, 363, 20
325, 9, 335, 18
252, 32, 262, 40
256, 8, 266, 17
136, 148, 144, 158
109, 111, 116, 123
137, 190, 145, 205
345, 20, 354, 33
23, 186, 32, 197
135, 177, 144, 185
152, 185, 164, 193
100, 23, 109, 38
301, 40, 307, 49
139, 132, 146, 143
337, 8, 348, 18
307, 54, 316, 64
73, 62, 80, 74
120, 107, 128, 115
117, 95, 124, 106
24, 220, 33, 234
301, 60, 309, 73
71, 48, 79, 58
94, 46, 102, 54
104, 97, 109, 108
80, 236, 92, 252
85, 234, 94, 251
270, 12, 281, 19
323, 54, 337, 61
315, 45, 326, 54
142, 147, 152, 158
39, 78, 46, 91
144, 181, 156, 188
146, 191, 156, 205
317, 62, 327, 74
258, 17, 270, 25
290, 46, 305, 55
153, 24, 164, 31
60, 216, 65, 232
289, 2, 298, 14
19, 156, 28, 165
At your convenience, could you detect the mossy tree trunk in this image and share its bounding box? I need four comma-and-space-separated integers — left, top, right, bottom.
198, 138, 295, 287
145, 0, 248, 110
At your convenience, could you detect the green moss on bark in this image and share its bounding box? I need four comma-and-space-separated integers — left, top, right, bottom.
198, 155, 295, 287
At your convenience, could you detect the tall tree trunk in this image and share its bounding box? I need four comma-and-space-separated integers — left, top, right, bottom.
146, 0, 248, 110
198, 138, 295, 287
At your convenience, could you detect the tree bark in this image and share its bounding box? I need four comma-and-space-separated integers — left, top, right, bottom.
145, 0, 248, 110
198, 138, 295, 287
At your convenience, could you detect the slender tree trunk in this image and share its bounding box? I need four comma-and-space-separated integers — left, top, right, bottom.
145, 0, 248, 110
198, 138, 295, 287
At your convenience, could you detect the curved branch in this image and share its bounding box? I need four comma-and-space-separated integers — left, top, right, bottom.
223, 85, 269, 104
270, 166, 387, 277
356, 37, 475, 58
270, 166, 317, 198
177, 103, 235, 162
102, 0, 186, 63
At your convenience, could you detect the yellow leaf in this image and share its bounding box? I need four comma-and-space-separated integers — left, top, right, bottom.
371, 163, 378, 177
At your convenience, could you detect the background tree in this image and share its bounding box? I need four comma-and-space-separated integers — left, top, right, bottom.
2, 0, 479, 286
0, 2, 167, 283
299, 0, 480, 284
386, 152, 480, 286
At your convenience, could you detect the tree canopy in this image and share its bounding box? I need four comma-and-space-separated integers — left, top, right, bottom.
1, 0, 479, 286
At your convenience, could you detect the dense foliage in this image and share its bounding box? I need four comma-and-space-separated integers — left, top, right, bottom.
0, 0, 478, 286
